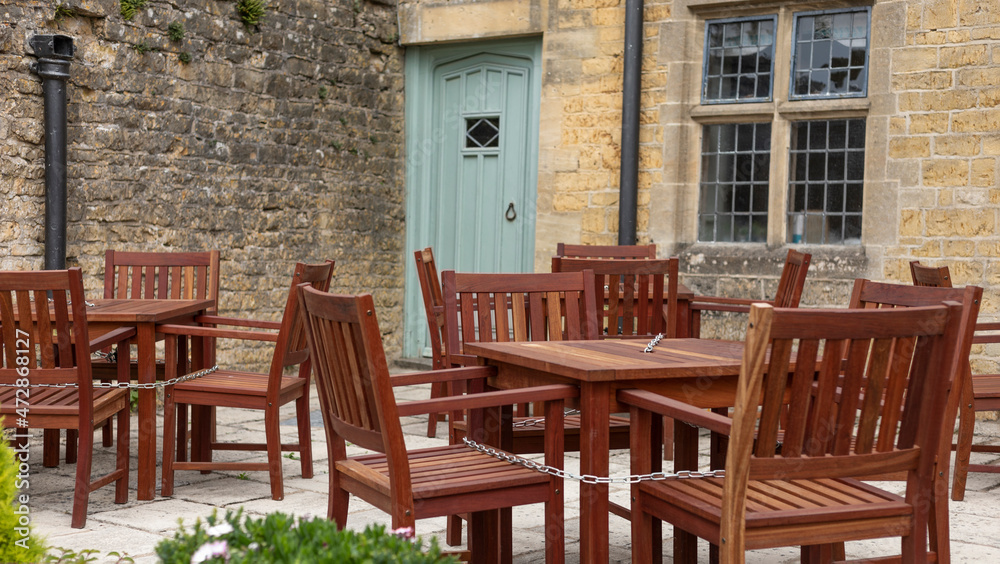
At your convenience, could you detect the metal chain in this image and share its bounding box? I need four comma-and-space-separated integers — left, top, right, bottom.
512, 409, 581, 429
643, 333, 664, 353
462, 437, 725, 484
0, 365, 219, 390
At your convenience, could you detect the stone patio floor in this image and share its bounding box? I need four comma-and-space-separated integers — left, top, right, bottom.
25, 378, 1000, 563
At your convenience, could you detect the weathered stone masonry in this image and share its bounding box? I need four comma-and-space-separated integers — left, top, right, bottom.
1, 0, 406, 363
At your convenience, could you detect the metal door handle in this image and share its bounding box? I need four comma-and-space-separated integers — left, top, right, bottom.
505, 202, 517, 221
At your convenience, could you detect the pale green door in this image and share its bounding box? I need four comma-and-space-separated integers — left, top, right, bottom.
403, 38, 541, 358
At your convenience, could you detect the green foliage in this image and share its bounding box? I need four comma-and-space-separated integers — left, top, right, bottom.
167, 21, 185, 42
330, 140, 343, 151
179, 52, 192, 64
236, 472, 249, 480
236, 0, 267, 28
132, 42, 156, 54
129, 390, 139, 413
119, 0, 148, 21
54, 4, 75, 21
0, 425, 47, 563
44, 547, 134, 563
318, 86, 328, 100
155, 509, 458, 564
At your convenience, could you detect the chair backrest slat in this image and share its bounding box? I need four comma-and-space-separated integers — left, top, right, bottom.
910, 260, 952, 288
551, 257, 679, 339
299, 289, 408, 458
733, 303, 966, 489
104, 250, 221, 316
269, 261, 335, 384
0, 269, 91, 393
413, 248, 449, 369
556, 243, 657, 259
441, 271, 600, 365
773, 249, 812, 307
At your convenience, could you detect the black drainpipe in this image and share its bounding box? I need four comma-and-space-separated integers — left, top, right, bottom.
618, 0, 643, 246
29, 34, 75, 270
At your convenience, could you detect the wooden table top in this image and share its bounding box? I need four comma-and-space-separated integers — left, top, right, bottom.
85, 299, 215, 323
464, 338, 745, 383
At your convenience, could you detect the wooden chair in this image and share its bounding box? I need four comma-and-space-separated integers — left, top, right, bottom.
413, 247, 448, 437
551, 256, 680, 339
440, 269, 632, 544
847, 279, 982, 562
620, 301, 969, 564
298, 287, 570, 563
159, 260, 334, 501
101, 249, 221, 370
910, 260, 1000, 501
0, 268, 131, 528
86, 250, 221, 454
555, 242, 657, 259
688, 248, 811, 338
441, 269, 630, 452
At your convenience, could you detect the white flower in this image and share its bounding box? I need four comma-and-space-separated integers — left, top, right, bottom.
191, 540, 229, 563
206, 522, 234, 537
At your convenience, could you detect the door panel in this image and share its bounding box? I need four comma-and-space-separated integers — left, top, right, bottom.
404, 38, 541, 358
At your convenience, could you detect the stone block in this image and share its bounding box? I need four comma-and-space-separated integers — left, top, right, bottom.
925, 208, 995, 237
922, 159, 969, 186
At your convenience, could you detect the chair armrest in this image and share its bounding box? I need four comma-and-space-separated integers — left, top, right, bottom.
973, 321, 1000, 345
89, 327, 136, 353
157, 323, 279, 343
396, 384, 579, 417
194, 314, 281, 331
389, 365, 495, 387
690, 296, 772, 314
617, 388, 732, 436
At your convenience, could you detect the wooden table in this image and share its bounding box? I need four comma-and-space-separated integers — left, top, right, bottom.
464, 338, 747, 564
86, 298, 215, 500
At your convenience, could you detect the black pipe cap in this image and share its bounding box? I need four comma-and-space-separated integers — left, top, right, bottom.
30, 34, 75, 59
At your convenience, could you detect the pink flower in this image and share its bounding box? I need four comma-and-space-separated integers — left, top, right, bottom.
191, 540, 229, 563
392, 526, 415, 539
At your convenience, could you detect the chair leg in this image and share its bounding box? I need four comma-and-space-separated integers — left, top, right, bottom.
161, 389, 177, 497
101, 404, 114, 447
951, 383, 975, 501
295, 393, 313, 479
66, 429, 78, 464
329, 468, 349, 527
426, 381, 446, 438
176, 402, 188, 462
631, 490, 654, 563
446, 514, 463, 546
43, 429, 60, 467
545, 497, 564, 564
70, 426, 93, 529
264, 406, 284, 500
115, 407, 130, 504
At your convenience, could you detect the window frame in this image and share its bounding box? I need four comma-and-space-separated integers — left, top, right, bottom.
788, 6, 872, 101
700, 15, 778, 105
687, 2, 872, 247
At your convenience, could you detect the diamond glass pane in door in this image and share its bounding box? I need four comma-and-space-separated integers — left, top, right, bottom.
466, 117, 500, 148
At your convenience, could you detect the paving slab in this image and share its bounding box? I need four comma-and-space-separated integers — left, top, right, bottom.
20, 381, 1000, 563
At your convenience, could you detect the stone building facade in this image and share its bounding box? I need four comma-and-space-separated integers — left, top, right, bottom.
1, 0, 406, 363
2, 0, 1000, 380
400, 0, 1000, 379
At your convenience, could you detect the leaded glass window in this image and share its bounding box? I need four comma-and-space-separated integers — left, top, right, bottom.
698, 123, 771, 242
787, 119, 865, 244
702, 17, 776, 103
791, 8, 870, 99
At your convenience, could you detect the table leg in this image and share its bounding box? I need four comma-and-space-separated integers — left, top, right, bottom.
579, 381, 610, 563
137, 322, 157, 500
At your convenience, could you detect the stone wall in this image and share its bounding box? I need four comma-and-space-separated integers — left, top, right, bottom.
1, 0, 406, 364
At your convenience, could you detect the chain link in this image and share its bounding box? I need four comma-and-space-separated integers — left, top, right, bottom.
643, 333, 664, 353
512, 409, 581, 428
462, 437, 724, 484
0, 365, 219, 390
